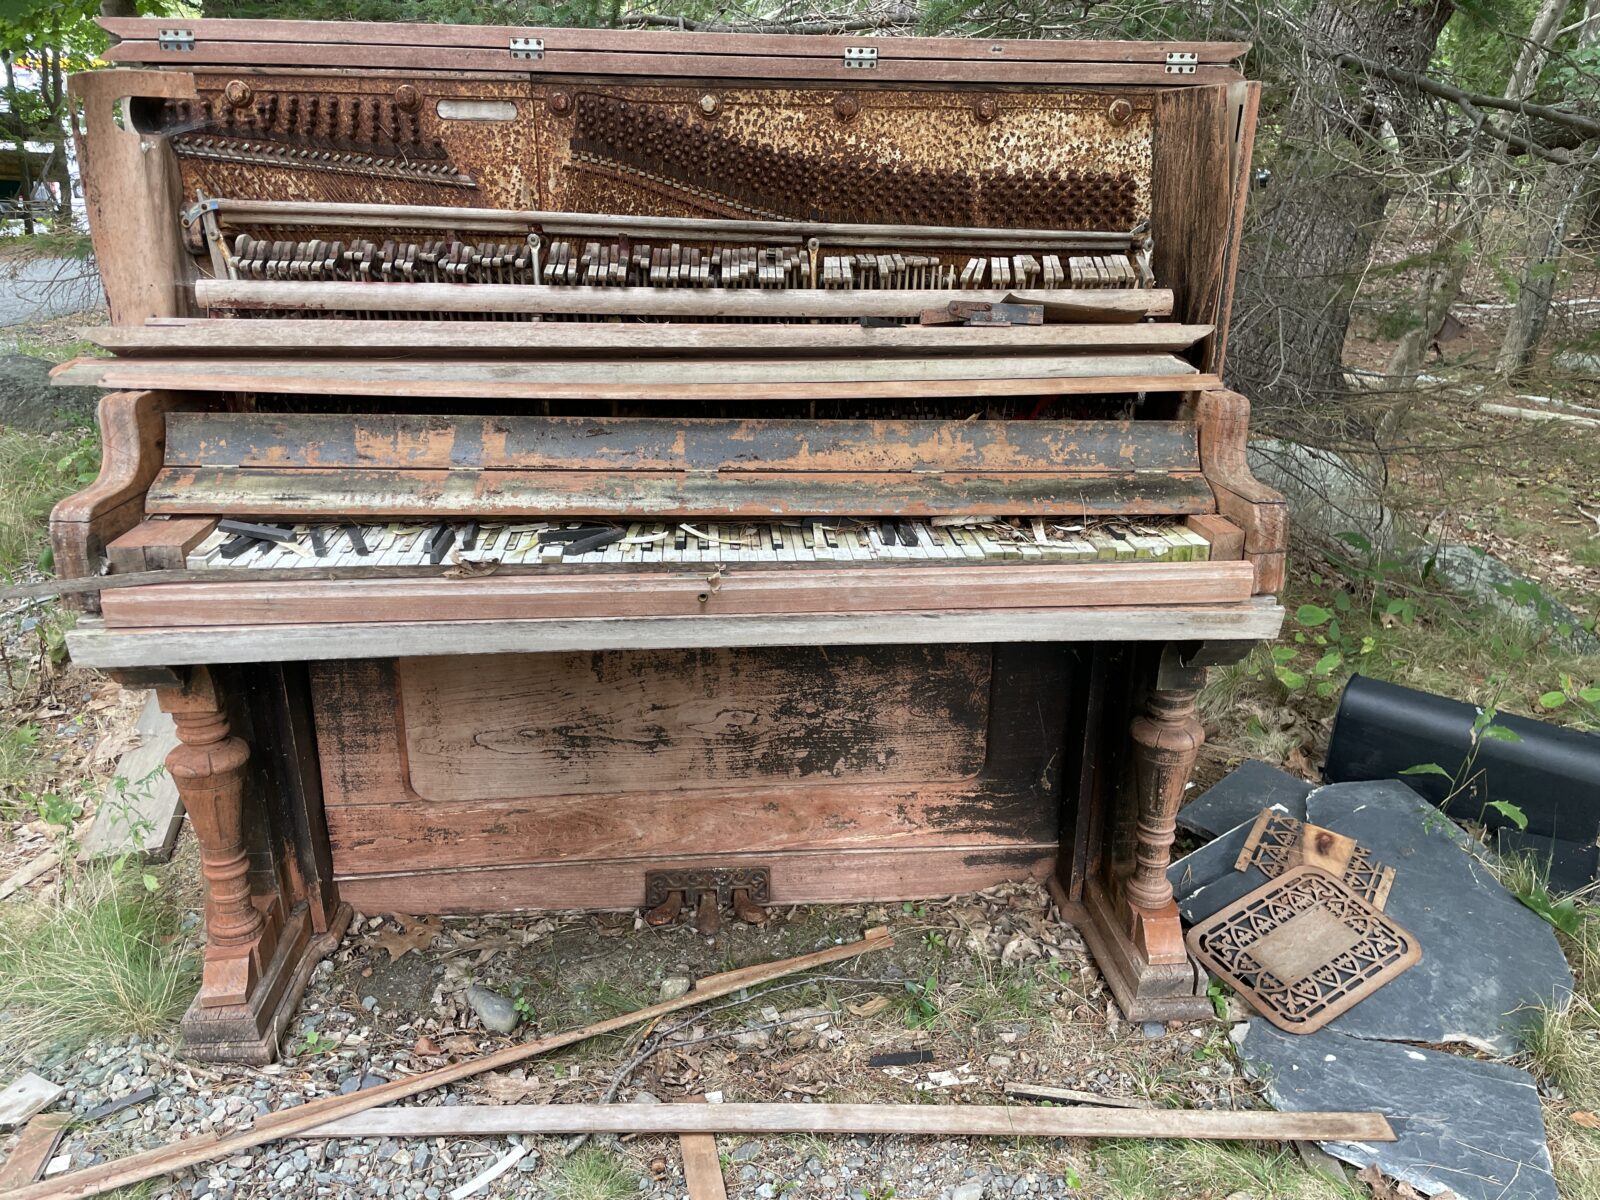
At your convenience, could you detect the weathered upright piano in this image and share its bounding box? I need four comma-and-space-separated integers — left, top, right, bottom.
53, 18, 1285, 1061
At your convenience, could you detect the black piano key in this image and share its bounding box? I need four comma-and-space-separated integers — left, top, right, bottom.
425, 523, 456, 565
674, 528, 688, 551
878, 519, 900, 546
218, 534, 259, 560
563, 529, 623, 557
344, 525, 370, 555
538, 524, 612, 544
894, 520, 919, 547
461, 520, 479, 551
309, 526, 328, 557
218, 518, 295, 543
771, 525, 785, 550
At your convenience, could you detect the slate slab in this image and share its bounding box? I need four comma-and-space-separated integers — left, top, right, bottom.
1176, 759, 1312, 838
1236, 1021, 1557, 1200
1305, 781, 1573, 1054
0, 1072, 64, 1128
1169, 804, 1288, 919
79, 693, 183, 864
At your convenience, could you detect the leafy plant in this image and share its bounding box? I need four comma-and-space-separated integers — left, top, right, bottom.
902, 974, 939, 1029
299, 1029, 339, 1055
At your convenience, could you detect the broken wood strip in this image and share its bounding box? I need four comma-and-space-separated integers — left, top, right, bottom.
0, 851, 61, 902
64, 601, 1289, 670
0, 1114, 70, 1189
7, 930, 892, 1200
304, 1102, 1396, 1142
680, 1096, 728, 1200
99, 561, 1258, 630
1002, 1082, 1147, 1108
96, 320, 1215, 357
53, 359, 1219, 403
158, 413, 1200, 474
99, 19, 1249, 65
191, 280, 1175, 322
143, 467, 1215, 522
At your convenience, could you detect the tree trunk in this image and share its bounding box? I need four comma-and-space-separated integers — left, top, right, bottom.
1226, 0, 1455, 431
100, 1, 139, 16
1383, 0, 1569, 390
1497, 0, 1600, 377
3, 51, 34, 236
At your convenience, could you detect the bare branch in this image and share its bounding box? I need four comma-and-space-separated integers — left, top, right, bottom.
618, 8, 919, 35
1335, 51, 1600, 140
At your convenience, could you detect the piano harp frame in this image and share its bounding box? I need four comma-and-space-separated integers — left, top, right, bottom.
54, 23, 1285, 1061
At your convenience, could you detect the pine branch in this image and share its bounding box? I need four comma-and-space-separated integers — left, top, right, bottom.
617, 7, 918, 34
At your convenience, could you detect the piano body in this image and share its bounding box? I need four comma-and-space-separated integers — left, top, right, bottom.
53, 18, 1285, 1061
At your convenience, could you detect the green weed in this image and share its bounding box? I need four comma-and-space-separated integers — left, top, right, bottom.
546, 1146, 638, 1200
0, 423, 101, 574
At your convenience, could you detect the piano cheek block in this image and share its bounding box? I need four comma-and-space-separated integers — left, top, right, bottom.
63, 22, 1283, 1060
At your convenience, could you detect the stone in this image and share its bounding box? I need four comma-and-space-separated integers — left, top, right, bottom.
1237, 1021, 1556, 1200
732, 1141, 764, 1162
952, 1181, 985, 1200
1176, 759, 1313, 838
0, 355, 99, 433
1169, 803, 1291, 918
1552, 350, 1600, 379
1139, 1022, 1166, 1040
1248, 439, 1395, 549
464, 985, 520, 1035
1411, 543, 1600, 654
657, 976, 692, 1003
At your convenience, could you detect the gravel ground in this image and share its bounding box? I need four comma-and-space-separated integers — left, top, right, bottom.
2, 884, 1262, 1200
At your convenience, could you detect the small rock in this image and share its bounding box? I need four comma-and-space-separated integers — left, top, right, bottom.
658, 976, 692, 1002
361, 996, 379, 1012
1141, 1022, 1167, 1040
732, 1141, 763, 1162
952, 1181, 984, 1200
465, 986, 520, 1034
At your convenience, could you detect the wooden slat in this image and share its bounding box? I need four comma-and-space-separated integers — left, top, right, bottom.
101, 41, 1242, 84
0, 1114, 70, 1190
142, 467, 1214, 519
92, 320, 1215, 357
61, 363, 1218, 404
160, 413, 1200, 474
191, 280, 1175, 322
99, 562, 1257, 630
100, 19, 1250, 64
66, 600, 1288, 669
105, 517, 215, 574
305, 1102, 1393, 1143
335, 845, 1058, 912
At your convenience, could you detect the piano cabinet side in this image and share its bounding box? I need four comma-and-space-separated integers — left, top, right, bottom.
154, 662, 349, 1063
1194, 387, 1288, 594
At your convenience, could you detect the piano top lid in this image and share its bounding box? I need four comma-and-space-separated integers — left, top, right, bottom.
99, 18, 1249, 85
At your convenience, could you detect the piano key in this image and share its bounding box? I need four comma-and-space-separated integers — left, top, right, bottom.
217, 518, 296, 543
425, 523, 456, 565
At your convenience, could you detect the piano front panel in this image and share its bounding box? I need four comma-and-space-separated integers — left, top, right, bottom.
313, 647, 1068, 911
147, 74, 1154, 230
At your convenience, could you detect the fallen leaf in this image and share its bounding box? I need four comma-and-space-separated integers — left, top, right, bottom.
412, 1036, 440, 1056
374, 916, 442, 962
479, 1070, 554, 1104
440, 1034, 479, 1054
1573, 1111, 1600, 1129
846, 995, 891, 1018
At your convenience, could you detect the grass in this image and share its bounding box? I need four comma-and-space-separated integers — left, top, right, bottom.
1097, 1140, 1363, 1199
0, 866, 196, 1067
545, 1146, 638, 1200
0, 422, 101, 575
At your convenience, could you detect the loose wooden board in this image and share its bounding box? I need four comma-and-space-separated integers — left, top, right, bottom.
77, 693, 183, 864
304, 1102, 1395, 1142
0, 1114, 70, 1189
0, 1075, 64, 1129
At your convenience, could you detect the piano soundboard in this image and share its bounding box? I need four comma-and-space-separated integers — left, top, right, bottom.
190, 516, 1214, 571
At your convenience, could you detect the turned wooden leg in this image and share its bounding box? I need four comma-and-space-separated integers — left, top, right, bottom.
159, 667, 279, 1008
1120, 686, 1204, 965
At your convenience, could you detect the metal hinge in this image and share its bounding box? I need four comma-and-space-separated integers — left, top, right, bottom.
158, 29, 195, 52
844, 46, 878, 69
509, 36, 544, 61
1164, 51, 1198, 75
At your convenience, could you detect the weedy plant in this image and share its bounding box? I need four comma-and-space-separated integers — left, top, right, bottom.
546, 1146, 638, 1200
0, 865, 196, 1064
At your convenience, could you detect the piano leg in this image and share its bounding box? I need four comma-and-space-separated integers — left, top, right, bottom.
1075, 645, 1213, 1021
158, 666, 349, 1062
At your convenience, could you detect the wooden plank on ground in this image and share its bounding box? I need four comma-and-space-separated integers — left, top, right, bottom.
0, 1114, 70, 1189
7, 930, 892, 1200
0, 852, 60, 902
0, 1075, 65, 1128
191, 280, 1175, 322
77, 693, 183, 864
93, 319, 1215, 357
65, 601, 1289, 670
304, 1102, 1396, 1142
681, 1096, 728, 1200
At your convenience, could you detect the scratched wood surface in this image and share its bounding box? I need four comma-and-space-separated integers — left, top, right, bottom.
94, 319, 1216, 357
395, 646, 990, 800
160, 414, 1200, 474
97, 562, 1257, 630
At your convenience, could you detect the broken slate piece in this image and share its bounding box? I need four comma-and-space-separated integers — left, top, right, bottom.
1177, 759, 1312, 838
1305, 781, 1573, 1054
0, 1072, 65, 1128
1236, 1021, 1556, 1200
1168, 805, 1285, 916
